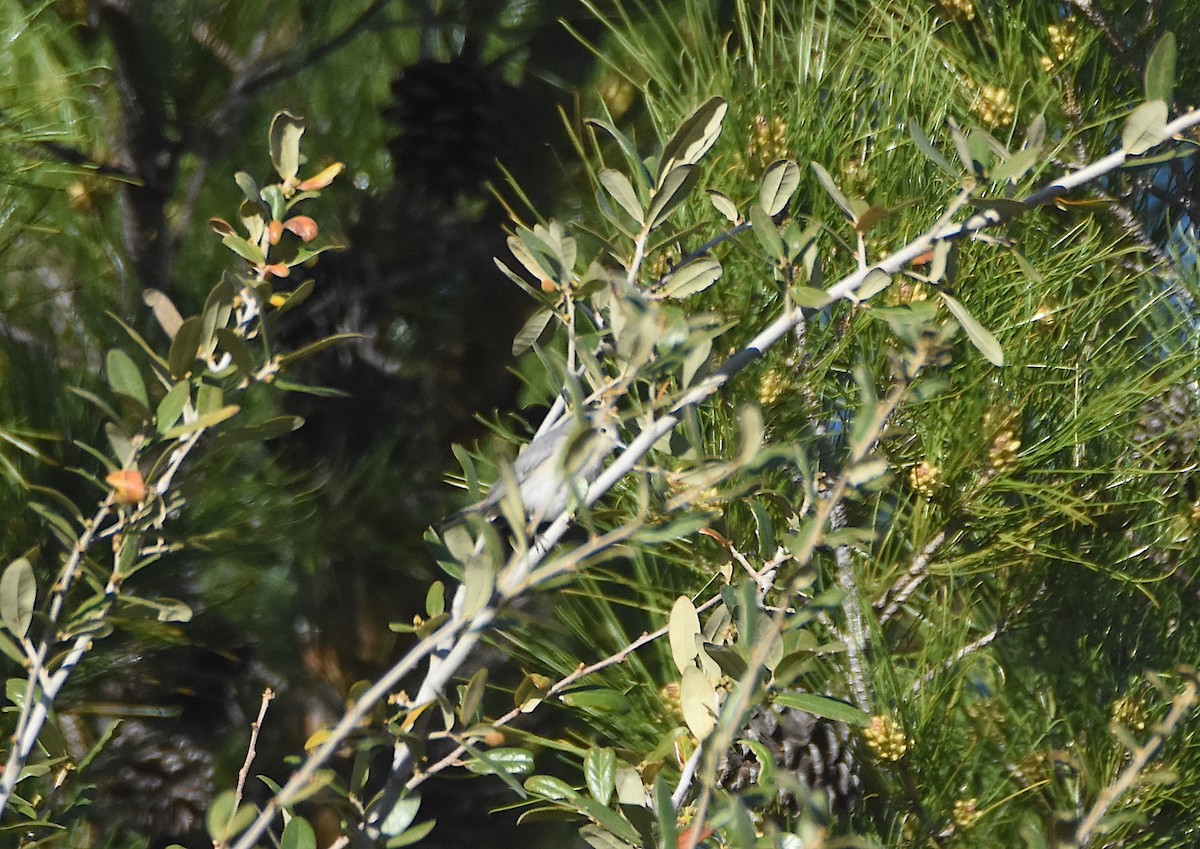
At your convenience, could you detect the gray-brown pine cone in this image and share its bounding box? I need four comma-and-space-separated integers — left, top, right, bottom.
716, 705, 862, 818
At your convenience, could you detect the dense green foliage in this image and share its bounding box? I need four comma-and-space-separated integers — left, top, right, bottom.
1, 2, 1199, 849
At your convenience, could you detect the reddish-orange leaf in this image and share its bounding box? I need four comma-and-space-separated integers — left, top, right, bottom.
264, 263, 291, 279
283, 215, 319, 242
268, 219, 284, 245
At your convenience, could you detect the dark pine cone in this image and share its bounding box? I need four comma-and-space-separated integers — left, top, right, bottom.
86, 719, 214, 841
716, 705, 862, 818
384, 56, 514, 201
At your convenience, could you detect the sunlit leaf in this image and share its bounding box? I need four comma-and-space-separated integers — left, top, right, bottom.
1123, 100, 1169, 154
759, 159, 800, 216
657, 96, 727, 184
0, 558, 36, 639
513, 309, 553, 356
939, 291, 1004, 366
658, 257, 722, 299
106, 350, 148, 410
269, 111, 305, 182
599, 169, 644, 226
647, 164, 699, 229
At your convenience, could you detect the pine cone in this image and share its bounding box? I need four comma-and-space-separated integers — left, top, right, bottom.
86, 719, 214, 840
384, 57, 513, 201
716, 705, 862, 817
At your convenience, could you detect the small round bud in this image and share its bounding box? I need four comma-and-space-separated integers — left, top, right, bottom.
863, 715, 909, 762
953, 797, 980, 829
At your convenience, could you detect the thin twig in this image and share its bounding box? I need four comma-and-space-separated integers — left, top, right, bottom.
232, 688, 276, 815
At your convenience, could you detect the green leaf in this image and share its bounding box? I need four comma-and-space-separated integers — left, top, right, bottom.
586, 118, 653, 192
846, 459, 889, 486
215, 328, 255, 375
854, 268, 891, 301
759, 159, 800, 215
578, 824, 636, 849
461, 554, 495, 619
206, 790, 258, 841
261, 184, 286, 222
149, 597, 193, 623
234, 171, 260, 204
909, 119, 957, 176
810, 161, 855, 220
196, 383, 224, 415
277, 333, 364, 367
106, 350, 148, 409
426, 581, 446, 617
749, 203, 784, 260
658, 258, 722, 299
772, 692, 870, 726
272, 379, 349, 398
280, 817, 316, 849
458, 667, 487, 724
221, 233, 266, 265
1145, 32, 1177, 103
598, 169, 644, 226
379, 794, 422, 838
464, 747, 535, 778
108, 313, 171, 370
160, 405, 241, 440
707, 189, 739, 223
524, 774, 579, 801
214, 416, 304, 446
513, 309, 553, 356
578, 797, 641, 844
269, 111, 305, 182
155, 382, 190, 435
274, 277, 316, 315
0, 630, 25, 664
168, 317, 203, 379
947, 117, 974, 173
1123, 100, 1169, 154
657, 95, 727, 185
0, 558, 36, 640
646, 164, 699, 229
939, 291, 1004, 366
385, 818, 436, 848
584, 747, 616, 806
791, 285, 832, 309
669, 595, 701, 674
285, 769, 337, 805
926, 239, 956, 285
990, 145, 1041, 184
1012, 249, 1043, 284
507, 235, 553, 281
680, 665, 717, 738
558, 687, 634, 713
653, 774, 678, 849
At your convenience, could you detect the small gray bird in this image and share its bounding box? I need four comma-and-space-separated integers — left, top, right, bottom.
450, 410, 621, 528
